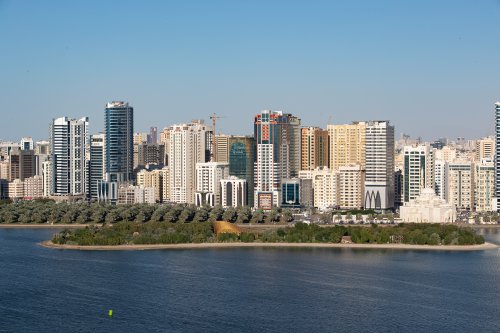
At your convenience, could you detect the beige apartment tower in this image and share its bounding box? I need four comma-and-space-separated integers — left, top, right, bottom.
327, 122, 366, 171
338, 164, 365, 209
300, 127, 328, 171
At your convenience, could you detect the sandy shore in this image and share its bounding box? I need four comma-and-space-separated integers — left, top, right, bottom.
0, 224, 100, 229
40, 240, 498, 251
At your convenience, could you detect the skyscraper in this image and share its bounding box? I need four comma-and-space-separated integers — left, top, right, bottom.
50, 116, 89, 197
149, 126, 158, 144
495, 102, 500, 210
402, 144, 434, 203
328, 122, 366, 171
89, 133, 105, 200
300, 127, 328, 171
105, 101, 134, 182
228, 135, 255, 206
168, 121, 211, 204
364, 121, 395, 210
254, 110, 300, 209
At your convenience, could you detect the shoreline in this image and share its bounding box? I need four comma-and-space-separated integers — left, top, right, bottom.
0, 224, 101, 229
40, 240, 498, 252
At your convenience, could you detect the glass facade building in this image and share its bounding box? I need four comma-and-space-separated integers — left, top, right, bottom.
228, 136, 255, 206
105, 101, 134, 182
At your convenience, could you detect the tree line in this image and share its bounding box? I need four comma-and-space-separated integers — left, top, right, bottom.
0, 200, 295, 224
52, 221, 484, 246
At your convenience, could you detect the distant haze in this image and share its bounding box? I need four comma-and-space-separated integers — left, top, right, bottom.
0, 1, 499, 141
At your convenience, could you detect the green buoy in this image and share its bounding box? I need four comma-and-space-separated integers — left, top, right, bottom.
108, 309, 113, 317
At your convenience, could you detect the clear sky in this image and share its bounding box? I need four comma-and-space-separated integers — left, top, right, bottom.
1, 0, 499, 142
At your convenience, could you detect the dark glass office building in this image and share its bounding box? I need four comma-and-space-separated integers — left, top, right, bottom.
228, 136, 255, 207
105, 101, 134, 182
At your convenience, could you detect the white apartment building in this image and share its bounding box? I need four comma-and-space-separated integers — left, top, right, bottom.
434, 160, 448, 201
195, 162, 229, 206
403, 144, 435, 203
364, 121, 395, 210
168, 121, 211, 204
220, 176, 247, 208
312, 167, 339, 211
50, 116, 89, 198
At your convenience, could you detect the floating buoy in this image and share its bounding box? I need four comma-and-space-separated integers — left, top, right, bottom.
108, 309, 113, 317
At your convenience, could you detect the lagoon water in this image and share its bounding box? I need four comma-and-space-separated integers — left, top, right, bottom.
0, 228, 499, 333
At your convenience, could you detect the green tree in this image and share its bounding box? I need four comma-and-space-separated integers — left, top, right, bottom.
222, 207, 237, 222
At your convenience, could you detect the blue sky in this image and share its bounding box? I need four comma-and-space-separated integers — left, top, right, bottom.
1, 0, 499, 141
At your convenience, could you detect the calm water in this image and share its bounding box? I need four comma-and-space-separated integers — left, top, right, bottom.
0, 228, 499, 333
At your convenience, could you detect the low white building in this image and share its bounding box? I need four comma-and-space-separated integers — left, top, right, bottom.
400, 188, 456, 223
220, 176, 247, 208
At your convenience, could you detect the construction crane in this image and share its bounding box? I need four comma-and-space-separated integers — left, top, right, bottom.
209, 113, 226, 162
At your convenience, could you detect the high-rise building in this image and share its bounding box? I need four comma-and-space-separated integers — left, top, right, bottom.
89, 133, 105, 200
475, 137, 495, 161
448, 161, 474, 211
168, 121, 212, 204
35, 141, 50, 155
150, 127, 158, 144
159, 128, 170, 166
34, 141, 50, 177
8, 148, 36, 181
402, 144, 434, 203
42, 160, 52, 197
364, 121, 395, 210
434, 160, 448, 201
495, 102, 500, 210
288, 115, 302, 178
394, 168, 403, 208
105, 101, 134, 182
21, 137, 34, 151
298, 170, 314, 208
50, 116, 89, 197
300, 127, 328, 171
281, 178, 300, 208
136, 144, 165, 168
136, 168, 170, 203
228, 135, 255, 207
195, 162, 229, 206
475, 159, 494, 212
312, 167, 339, 211
214, 134, 230, 163
254, 110, 300, 209
328, 122, 366, 171
338, 164, 365, 210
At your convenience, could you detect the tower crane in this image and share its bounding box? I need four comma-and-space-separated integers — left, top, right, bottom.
209, 113, 226, 162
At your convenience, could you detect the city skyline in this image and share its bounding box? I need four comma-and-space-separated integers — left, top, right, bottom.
1, 1, 499, 141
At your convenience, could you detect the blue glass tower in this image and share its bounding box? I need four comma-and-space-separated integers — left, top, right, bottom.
105, 101, 134, 182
